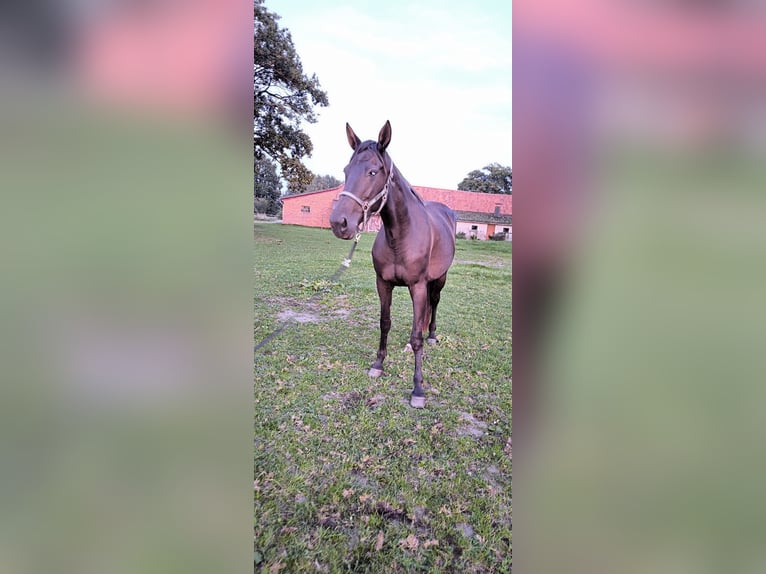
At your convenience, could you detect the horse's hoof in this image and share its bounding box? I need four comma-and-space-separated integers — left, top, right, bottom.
426, 337, 438, 345
368, 367, 383, 378
403, 343, 412, 353
410, 395, 426, 409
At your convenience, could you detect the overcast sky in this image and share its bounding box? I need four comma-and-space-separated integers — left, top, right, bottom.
264, 0, 512, 190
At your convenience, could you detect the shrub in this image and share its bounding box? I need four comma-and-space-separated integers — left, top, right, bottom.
489, 232, 507, 241
456, 231, 466, 239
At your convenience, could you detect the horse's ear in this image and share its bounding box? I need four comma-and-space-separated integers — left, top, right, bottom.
377, 120, 392, 152
346, 123, 361, 150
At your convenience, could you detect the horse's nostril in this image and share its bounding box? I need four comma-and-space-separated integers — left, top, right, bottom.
341, 217, 347, 229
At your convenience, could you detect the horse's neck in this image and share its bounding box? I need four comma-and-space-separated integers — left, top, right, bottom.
380, 169, 424, 242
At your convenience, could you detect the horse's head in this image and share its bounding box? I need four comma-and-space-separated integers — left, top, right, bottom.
329, 120, 393, 239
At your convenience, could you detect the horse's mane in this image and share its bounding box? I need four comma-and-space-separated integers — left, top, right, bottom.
408, 184, 424, 204
356, 141, 424, 206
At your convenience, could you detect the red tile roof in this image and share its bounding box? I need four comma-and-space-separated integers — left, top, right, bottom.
281, 185, 344, 200
413, 186, 512, 215
282, 185, 512, 215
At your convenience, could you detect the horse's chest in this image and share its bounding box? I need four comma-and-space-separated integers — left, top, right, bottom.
373, 236, 429, 285
378, 260, 425, 285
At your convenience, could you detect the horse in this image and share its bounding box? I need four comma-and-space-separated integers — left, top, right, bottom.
329, 120, 457, 408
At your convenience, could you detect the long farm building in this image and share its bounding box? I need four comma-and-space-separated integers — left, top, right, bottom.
281, 185, 512, 240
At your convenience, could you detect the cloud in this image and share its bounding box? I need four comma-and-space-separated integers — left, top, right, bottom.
269, 0, 512, 187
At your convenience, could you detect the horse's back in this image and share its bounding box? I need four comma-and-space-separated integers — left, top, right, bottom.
425, 201, 457, 233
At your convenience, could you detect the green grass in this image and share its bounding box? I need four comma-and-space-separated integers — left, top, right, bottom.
254, 223, 511, 573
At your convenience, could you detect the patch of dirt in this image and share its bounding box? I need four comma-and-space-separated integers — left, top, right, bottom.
482, 464, 505, 491
270, 295, 354, 325
321, 390, 385, 411
361, 499, 430, 528
365, 394, 386, 409
454, 259, 505, 268
321, 390, 364, 409
456, 412, 488, 438
317, 512, 342, 529
349, 474, 367, 489
329, 295, 352, 319
369, 500, 408, 523
456, 522, 475, 538
349, 472, 376, 491
277, 308, 320, 323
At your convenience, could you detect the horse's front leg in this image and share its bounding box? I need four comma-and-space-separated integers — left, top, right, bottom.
369, 276, 393, 377
407, 282, 429, 408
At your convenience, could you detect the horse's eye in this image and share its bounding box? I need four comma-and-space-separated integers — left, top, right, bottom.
368, 170, 377, 177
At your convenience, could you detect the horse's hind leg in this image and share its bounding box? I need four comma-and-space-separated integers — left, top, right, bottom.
369, 276, 393, 378
426, 274, 447, 345
408, 282, 429, 408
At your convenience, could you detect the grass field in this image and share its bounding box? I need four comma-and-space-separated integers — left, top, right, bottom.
254, 223, 512, 573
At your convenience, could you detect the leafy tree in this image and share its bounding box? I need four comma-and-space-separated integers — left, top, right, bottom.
306, 174, 342, 192
254, 157, 281, 215
254, 0, 328, 193
457, 163, 512, 194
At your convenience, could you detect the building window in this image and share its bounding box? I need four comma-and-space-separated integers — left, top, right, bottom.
494, 205, 501, 216
503, 227, 509, 233
471, 225, 478, 231
301, 206, 310, 213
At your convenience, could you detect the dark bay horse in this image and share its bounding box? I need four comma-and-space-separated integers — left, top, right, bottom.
329, 120, 457, 408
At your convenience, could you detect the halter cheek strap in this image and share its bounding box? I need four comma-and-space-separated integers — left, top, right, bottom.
337, 157, 394, 240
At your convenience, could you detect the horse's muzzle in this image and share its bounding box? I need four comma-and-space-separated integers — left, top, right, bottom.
330, 213, 354, 240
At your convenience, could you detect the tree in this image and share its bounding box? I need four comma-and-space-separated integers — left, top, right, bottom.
457, 163, 512, 194
254, 0, 328, 193
306, 174, 342, 192
254, 157, 281, 215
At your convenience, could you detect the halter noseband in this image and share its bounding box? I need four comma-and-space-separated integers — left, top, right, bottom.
337, 154, 394, 239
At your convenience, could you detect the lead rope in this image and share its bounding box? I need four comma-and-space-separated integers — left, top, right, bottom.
340, 235, 360, 270
256, 231, 360, 354
255, 159, 393, 354
339, 204, 369, 268
256, 210, 363, 353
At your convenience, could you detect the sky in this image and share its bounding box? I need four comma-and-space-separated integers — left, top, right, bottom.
264, 0, 512, 190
